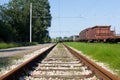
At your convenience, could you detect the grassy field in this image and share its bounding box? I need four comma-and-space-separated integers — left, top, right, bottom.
65, 42, 120, 76
0, 43, 18, 49
0, 42, 38, 49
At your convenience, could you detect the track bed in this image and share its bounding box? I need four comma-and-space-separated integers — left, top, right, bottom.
24, 44, 97, 80
0, 43, 119, 80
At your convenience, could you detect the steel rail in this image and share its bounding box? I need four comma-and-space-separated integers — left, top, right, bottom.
0, 43, 120, 80
0, 44, 56, 80
63, 43, 120, 80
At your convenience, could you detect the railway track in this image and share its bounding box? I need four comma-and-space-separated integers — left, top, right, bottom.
0, 43, 120, 80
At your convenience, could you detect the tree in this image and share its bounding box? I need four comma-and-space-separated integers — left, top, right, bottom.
0, 5, 13, 42
0, 0, 51, 43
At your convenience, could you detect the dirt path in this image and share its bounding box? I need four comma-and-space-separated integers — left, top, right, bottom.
0, 44, 54, 58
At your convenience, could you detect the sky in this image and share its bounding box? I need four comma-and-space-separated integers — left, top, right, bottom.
1, 0, 120, 38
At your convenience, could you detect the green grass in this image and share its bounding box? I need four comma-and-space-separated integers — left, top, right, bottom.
65, 42, 120, 76
0, 42, 39, 49
0, 43, 18, 49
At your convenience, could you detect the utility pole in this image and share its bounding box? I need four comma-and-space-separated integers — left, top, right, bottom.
30, 3, 32, 43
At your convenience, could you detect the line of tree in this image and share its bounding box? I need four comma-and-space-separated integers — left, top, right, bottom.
0, 0, 51, 43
